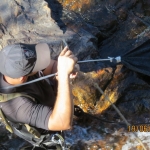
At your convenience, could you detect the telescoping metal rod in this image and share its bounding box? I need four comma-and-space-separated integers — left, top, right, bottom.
62, 39, 112, 63
1, 58, 112, 89
1, 40, 113, 89
1, 73, 57, 89
78, 59, 111, 63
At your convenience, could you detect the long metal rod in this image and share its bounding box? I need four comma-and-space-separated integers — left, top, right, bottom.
1, 39, 112, 89
0, 58, 112, 90
78, 59, 111, 63
62, 39, 112, 63
1, 73, 57, 89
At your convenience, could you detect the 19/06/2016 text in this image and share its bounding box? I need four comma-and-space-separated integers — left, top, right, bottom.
128, 125, 150, 132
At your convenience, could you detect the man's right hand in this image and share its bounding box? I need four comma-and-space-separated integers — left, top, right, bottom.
57, 46, 78, 77
48, 47, 77, 131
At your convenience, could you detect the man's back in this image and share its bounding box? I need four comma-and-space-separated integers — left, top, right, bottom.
0, 72, 56, 130
0, 42, 78, 149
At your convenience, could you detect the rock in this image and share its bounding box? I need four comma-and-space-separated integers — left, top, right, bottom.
72, 67, 113, 113
95, 65, 126, 114
73, 64, 150, 119
1, 0, 150, 149
70, 131, 128, 150
0, 0, 98, 70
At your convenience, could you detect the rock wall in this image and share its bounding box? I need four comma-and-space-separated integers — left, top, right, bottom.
1, 0, 150, 149
0, 0, 98, 71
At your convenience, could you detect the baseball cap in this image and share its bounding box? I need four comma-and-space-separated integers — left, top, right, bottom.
0, 43, 51, 78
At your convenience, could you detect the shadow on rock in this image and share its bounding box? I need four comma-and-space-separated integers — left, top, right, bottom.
45, 0, 67, 33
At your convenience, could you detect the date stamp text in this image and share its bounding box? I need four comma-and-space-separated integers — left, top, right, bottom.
128, 125, 150, 132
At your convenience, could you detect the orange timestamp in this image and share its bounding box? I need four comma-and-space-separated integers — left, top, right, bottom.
128, 125, 150, 132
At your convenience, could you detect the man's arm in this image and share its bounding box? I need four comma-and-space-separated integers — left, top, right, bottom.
48, 47, 77, 131
48, 73, 73, 130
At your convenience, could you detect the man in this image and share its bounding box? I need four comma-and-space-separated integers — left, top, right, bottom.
0, 43, 78, 148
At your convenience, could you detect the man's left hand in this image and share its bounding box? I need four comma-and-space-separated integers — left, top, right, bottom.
69, 64, 80, 79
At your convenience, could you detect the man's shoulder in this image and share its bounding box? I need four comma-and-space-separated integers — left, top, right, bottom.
1, 93, 35, 104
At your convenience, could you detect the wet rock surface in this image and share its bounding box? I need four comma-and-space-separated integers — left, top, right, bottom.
1, 0, 150, 149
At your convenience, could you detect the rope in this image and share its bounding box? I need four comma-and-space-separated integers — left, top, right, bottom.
94, 83, 147, 150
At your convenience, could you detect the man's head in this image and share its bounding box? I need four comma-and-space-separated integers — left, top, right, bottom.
0, 43, 51, 79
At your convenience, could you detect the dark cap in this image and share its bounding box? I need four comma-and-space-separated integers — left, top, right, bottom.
0, 43, 51, 78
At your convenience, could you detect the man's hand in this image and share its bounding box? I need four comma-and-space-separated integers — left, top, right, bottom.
58, 47, 78, 77
43, 46, 79, 80
48, 46, 78, 131
70, 64, 80, 79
